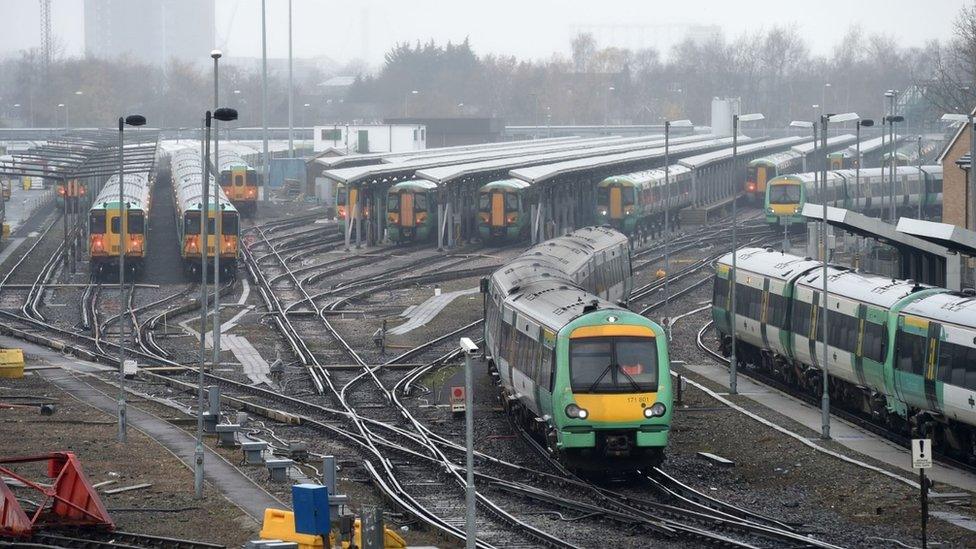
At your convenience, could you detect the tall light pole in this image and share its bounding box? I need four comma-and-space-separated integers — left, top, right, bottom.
57, 103, 66, 130
604, 86, 615, 131
116, 113, 147, 443
303, 103, 311, 134
884, 114, 905, 222
211, 49, 223, 382
854, 118, 874, 266
404, 90, 419, 117
196, 107, 239, 500
729, 111, 764, 395
917, 135, 924, 219
287, 0, 294, 157
941, 112, 976, 229
822, 83, 831, 117
818, 111, 859, 441
790, 120, 817, 251
261, 0, 269, 208
71, 90, 82, 128
663, 119, 692, 341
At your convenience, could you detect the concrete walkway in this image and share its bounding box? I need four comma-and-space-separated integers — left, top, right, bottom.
3, 336, 285, 520
390, 287, 479, 335
684, 361, 976, 492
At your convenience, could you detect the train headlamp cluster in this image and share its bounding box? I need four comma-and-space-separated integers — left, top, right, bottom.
644, 402, 667, 418
599, 209, 608, 216
565, 403, 588, 419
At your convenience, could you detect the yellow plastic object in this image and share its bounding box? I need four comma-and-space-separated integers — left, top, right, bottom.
259, 509, 407, 549
2, 223, 9, 238
0, 349, 25, 378
260, 509, 325, 549
23, 177, 31, 190
655, 268, 666, 280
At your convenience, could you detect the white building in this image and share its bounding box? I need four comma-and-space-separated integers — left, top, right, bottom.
312, 124, 426, 154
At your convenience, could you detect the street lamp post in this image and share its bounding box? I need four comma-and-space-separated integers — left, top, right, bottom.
57, 103, 66, 130
604, 86, 615, 131
287, 0, 294, 157
941, 112, 976, 229
404, 90, 419, 117
884, 114, 905, 222
116, 113, 147, 444
195, 107, 238, 499
663, 119, 692, 341
818, 111, 859, 440
854, 118, 874, 267
261, 0, 269, 208
917, 135, 924, 219
729, 111, 764, 395
211, 49, 223, 385
822, 83, 831, 117
789, 120, 818, 251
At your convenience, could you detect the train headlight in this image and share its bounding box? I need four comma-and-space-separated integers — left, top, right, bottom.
599, 208, 608, 216
647, 402, 667, 418
506, 213, 518, 224
793, 206, 800, 214
565, 403, 588, 419
767, 208, 774, 214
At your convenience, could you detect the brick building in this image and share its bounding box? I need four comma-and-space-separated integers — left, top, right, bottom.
938, 110, 975, 230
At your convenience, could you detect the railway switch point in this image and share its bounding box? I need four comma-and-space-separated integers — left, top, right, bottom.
242, 441, 269, 465
266, 459, 294, 483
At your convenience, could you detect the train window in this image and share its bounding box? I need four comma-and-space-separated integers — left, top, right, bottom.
220, 172, 231, 185
862, 322, 886, 363
712, 275, 730, 308
734, 283, 763, 320
235, 175, 244, 186
569, 336, 658, 393
110, 217, 121, 234
247, 171, 258, 186
896, 332, 927, 375
597, 187, 608, 205
939, 341, 976, 390
222, 213, 239, 235
478, 193, 489, 211
337, 188, 347, 206
185, 212, 200, 235
504, 192, 519, 212
89, 211, 106, 233
499, 317, 511, 361
128, 212, 144, 234
828, 313, 859, 353
415, 193, 428, 211
622, 188, 635, 206
791, 300, 812, 338
768, 185, 801, 204
387, 193, 400, 211
766, 292, 788, 328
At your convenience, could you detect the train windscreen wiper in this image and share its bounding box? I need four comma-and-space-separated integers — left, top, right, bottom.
616, 365, 642, 392
586, 363, 615, 393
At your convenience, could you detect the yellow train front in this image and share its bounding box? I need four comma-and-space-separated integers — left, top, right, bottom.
88, 173, 152, 279
219, 161, 259, 215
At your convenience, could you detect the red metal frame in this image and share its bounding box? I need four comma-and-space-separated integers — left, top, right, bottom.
0, 452, 114, 537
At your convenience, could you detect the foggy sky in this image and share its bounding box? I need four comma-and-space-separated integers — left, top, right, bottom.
1, 0, 968, 67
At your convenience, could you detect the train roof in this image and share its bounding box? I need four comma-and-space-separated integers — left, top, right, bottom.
480, 178, 531, 191
598, 164, 693, 188
847, 134, 903, 154
790, 134, 856, 155
748, 150, 803, 167
91, 172, 153, 210
718, 248, 821, 283
509, 135, 730, 185
677, 136, 807, 170
507, 281, 632, 333
389, 178, 438, 191
170, 146, 235, 212
491, 226, 628, 296
768, 171, 847, 187
795, 265, 934, 309
901, 291, 976, 329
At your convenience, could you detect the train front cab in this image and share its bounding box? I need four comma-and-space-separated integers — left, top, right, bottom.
221, 166, 259, 214
89, 204, 146, 277
478, 185, 523, 241
387, 186, 435, 243
764, 177, 804, 225
553, 313, 672, 469
595, 179, 636, 233
182, 208, 240, 277
745, 162, 772, 205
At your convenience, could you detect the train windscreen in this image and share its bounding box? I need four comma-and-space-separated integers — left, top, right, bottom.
768, 184, 801, 204
570, 336, 658, 393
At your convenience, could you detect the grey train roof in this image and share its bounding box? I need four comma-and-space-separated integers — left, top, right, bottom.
790, 134, 857, 155
92, 171, 153, 209
720, 247, 936, 309
170, 146, 234, 213
901, 292, 976, 329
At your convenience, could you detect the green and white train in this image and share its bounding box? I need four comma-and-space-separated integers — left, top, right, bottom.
484, 226, 673, 470
713, 247, 976, 460
593, 165, 694, 235
764, 165, 943, 226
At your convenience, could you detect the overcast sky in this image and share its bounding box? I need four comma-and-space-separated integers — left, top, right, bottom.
1, 0, 969, 66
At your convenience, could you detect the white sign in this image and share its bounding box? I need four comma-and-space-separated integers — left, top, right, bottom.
912, 438, 933, 469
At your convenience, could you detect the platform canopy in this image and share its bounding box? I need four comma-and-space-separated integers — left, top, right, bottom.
897, 218, 976, 258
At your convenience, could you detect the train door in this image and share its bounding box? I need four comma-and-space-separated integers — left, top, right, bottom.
401, 191, 415, 228
491, 190, 505, 227
893, 316, 942, 412
609, 186, 622, 220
